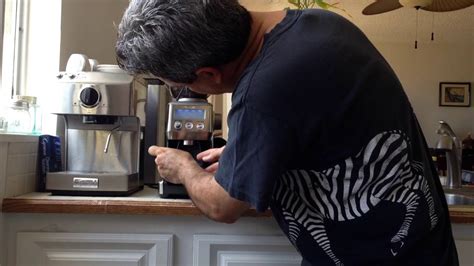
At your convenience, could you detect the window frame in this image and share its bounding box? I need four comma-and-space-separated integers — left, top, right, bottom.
1, 0, 28, 101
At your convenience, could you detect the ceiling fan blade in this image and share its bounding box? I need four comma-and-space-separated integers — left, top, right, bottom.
422, 0, 474, 12
362, 0, 403, 15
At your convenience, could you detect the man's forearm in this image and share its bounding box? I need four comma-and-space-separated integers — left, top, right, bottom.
180, 166, 249, 223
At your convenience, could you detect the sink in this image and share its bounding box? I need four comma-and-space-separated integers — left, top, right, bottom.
444, 193, 474, 205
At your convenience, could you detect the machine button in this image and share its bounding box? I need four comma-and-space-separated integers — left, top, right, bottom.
69, 74, 76, 79
56, 74, 63, 79
174, 121, 182, 130
79, 87, 100, 107
196, 123, 205, 130
185, 122, 194, 129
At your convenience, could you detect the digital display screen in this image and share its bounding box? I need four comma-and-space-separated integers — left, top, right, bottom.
174, 109, 205, 120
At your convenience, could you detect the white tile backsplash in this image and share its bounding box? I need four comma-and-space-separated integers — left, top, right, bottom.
0, 143, 8, 208
0, 138, 38, 200
6, 153, 37, 176
5, 174, 24, 198
5, 173, 37, 198
8, 142, 38, 155
25, 172, 37, 192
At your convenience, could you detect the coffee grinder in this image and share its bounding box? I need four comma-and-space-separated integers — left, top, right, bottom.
142, 80, 223, 198
159, 88, 214, 197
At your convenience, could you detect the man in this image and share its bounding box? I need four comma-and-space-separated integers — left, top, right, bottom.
116, 0, 458, 265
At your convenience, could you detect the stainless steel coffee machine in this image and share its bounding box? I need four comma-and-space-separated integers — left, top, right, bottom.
143, 79, 223, 198
46, 62, 142, 196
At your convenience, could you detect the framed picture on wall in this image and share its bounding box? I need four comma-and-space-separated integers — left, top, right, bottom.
439, 82, 471, 107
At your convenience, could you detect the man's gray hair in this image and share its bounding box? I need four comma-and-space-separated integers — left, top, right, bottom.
116, 0, 251, 83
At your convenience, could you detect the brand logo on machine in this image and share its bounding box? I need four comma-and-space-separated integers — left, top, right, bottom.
73, 177, 99, 189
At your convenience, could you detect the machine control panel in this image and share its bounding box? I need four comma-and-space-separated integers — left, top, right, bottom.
53, 70, 135, 117
166, 100, 213, 141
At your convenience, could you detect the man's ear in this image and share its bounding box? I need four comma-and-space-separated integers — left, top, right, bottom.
195, 67, 222, 84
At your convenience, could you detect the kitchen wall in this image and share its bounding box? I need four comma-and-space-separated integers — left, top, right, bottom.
239, 0, 288, 11
59, 0, 129, 70
378, 42, 474, 147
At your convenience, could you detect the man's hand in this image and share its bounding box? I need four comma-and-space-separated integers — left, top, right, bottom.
196, 146, 225, 173
148, 145, 249, 224
148, 146, 199, 184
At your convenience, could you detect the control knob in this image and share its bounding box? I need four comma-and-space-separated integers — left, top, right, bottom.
80, 87, 100, 107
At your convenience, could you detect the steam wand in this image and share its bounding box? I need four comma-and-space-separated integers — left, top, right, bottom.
104, 124, 121, 153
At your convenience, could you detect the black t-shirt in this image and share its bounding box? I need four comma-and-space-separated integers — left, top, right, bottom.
214, 9, 458, 266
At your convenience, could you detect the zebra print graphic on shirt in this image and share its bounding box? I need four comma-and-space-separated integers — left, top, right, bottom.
272, 130, 439, 266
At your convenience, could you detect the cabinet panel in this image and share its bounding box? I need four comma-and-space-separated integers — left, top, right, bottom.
17, 232, 173, 266
193, 234, 301, 266
456, 240, 474, 266
218, 251, 301, 266
452, 224, 474, 266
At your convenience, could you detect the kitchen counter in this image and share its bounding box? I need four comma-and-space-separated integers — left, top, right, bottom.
2, 185, 474, 266
2, 187, 473, 223
1, 187, 271, 217
441, 186, 474, 223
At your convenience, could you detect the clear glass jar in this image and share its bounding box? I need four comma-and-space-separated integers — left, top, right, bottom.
33, 102, 42, 134
6, 99, 32, 133
13, 95, 42, 134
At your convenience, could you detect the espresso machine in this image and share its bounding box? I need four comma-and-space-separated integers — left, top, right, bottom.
46, 57, 142, 196
143, 79, 223, 198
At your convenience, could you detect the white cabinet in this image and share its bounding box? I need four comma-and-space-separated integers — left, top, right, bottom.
4, 214, 285, 266
5, 213, 474, 266
452, 224, 474, 266
193, 235, 301, 266
14, 232, 301, 266
16, 232, 173, 266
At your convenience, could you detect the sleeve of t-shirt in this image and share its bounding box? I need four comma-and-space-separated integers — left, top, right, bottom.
214, 102, 295, 212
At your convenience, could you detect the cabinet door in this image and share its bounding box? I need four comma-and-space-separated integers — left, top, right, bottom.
193, 234, 301, 266
17, 232, 173, 266
452, 224, 474, 266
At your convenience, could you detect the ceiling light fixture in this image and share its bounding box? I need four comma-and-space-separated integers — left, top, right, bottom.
399, 0, 433, 9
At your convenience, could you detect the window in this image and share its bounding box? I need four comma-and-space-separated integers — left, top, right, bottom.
1, 0, 61, 135
1, 0, 21, 102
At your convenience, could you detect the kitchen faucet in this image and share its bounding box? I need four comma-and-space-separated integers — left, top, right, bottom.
436, 120, 462, 189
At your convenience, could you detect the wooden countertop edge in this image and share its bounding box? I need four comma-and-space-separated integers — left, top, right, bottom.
448, 209, 474, 223
1, 198, 272, 217
0, 198, 470, 221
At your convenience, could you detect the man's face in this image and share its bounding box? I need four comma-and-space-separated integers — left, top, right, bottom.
159, 68, 231, 95
161, 78, 224, 95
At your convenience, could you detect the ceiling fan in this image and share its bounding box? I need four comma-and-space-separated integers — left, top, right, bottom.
362, 0, 474, 15
362, 0, 473, 49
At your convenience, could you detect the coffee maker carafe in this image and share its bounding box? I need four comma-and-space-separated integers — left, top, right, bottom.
46, 60, 142, 196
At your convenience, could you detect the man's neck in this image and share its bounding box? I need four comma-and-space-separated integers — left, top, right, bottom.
220, 10, 287, 92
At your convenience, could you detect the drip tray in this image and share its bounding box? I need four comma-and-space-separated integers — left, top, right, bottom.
46, 171, 142, 196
